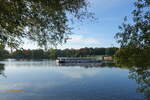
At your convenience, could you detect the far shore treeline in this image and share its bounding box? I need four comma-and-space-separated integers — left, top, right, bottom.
0, 47, 118, 60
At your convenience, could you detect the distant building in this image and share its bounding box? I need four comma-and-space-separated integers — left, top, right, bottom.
103, 56, 113, 61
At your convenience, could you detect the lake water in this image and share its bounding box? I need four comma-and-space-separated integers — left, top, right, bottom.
0, 59, 147, 100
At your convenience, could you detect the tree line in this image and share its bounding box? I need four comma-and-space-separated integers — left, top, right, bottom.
0, 47, 118, 60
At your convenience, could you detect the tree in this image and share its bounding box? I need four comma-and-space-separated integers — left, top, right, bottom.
0, 0, 92, 50
46, 48, 57, 59
115, 47, 150, 67
0, 42, 5, 50
12, 50, 24, 59
116, 0, 150, 48
115, 0, 150, 67
0, 49, 9, 59
0, 42, 9, 59
31, 49, 45, 59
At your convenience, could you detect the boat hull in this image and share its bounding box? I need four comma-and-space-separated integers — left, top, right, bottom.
57, 58, 102, 63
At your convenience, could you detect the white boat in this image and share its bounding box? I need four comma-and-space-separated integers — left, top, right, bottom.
56, 57, 102, 63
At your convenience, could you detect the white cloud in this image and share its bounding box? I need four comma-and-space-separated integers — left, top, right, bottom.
15, 34, 100, 50
68, 34, 99, 44
58, 34, 101, 49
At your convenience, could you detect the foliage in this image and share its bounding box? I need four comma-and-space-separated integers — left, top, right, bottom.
116, 0, 150, 48
0, 45, 9, 59
57, 47, 118, 57
0, 0, 92, 49
9, 47, 118, 59
0, 42, 5, 50
115, 47, 150, 68
115, 0, 150, 68
46, 49, 57, 59
56, 47, 118, 57
12, 49, 45, 59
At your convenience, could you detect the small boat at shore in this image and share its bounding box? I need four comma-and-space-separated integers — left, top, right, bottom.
56, 57, 102, 63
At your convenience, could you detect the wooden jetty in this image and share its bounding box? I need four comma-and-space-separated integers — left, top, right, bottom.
56, 57, 102, 63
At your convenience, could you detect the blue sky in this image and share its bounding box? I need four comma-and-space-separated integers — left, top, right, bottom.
23, 0, 134, 49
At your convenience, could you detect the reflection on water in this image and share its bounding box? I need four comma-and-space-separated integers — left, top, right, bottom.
58, 61, 116, 68
0, 64, 6, 78
116, 56, 150, 100
128, 67, 150, 100
0, 59, 148, 100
